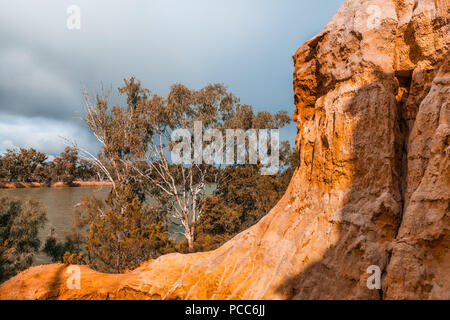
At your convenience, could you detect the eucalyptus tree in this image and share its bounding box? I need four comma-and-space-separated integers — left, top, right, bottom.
81, 77, 291, 253
0, 197, 46, 282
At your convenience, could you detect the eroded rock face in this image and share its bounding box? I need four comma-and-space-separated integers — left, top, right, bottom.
0, 0, 448, 300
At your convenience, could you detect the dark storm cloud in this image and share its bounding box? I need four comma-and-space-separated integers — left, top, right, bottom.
0, 114, 100, 156
0, 48, 79, 120
0, 0, 345, 156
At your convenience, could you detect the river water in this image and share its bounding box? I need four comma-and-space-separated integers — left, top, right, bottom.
0, 185, 213, 265
0, 186, 111, 265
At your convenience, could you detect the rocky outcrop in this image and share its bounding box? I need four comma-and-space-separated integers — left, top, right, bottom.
0, 0, 448, 300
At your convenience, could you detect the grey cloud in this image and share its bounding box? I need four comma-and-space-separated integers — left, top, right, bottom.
0, 0, 345, 155
0, 114, 99, 156
0, 48, 81, 120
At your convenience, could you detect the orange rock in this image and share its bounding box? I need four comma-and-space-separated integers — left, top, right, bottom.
0, 0, 448, 299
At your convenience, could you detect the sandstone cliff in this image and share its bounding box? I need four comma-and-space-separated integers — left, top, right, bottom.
0, 0, 448, 300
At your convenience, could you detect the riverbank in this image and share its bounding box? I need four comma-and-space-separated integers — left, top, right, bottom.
0, 181, 112, 189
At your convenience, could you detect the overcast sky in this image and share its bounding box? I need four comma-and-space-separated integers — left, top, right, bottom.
0, 0, 344, 156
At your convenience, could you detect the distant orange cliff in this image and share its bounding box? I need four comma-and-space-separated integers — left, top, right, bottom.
0, 181, 112, 189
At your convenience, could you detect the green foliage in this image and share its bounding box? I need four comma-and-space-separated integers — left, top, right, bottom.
178, 195, 241, 252
84, 77, 294, 251
51, 146, 78, 185
43, 77, 297, 271
0, 157, 4, 180
84, 186, 174, 273
191, 145, 298, 252
76, 159, 97, 181
0, 146, 100, 185
42, 186, 174, 273
0, 148, 47, 183
0, 197, 46, 283
42, 227, 81, 263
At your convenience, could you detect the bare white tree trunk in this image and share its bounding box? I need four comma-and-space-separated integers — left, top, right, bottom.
138, 134, 209, 250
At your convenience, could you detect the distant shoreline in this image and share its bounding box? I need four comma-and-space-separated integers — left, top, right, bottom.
0, 181, 112, 189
